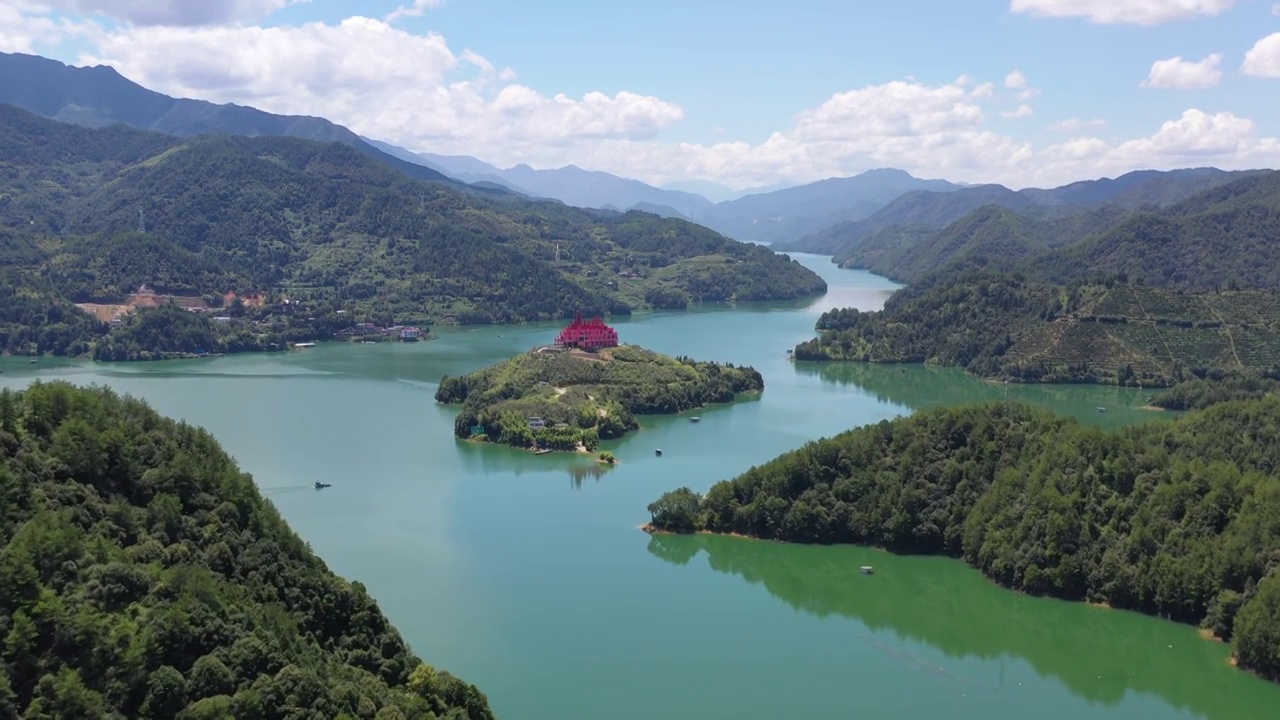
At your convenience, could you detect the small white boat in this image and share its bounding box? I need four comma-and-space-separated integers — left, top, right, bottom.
859, 565, 874, 575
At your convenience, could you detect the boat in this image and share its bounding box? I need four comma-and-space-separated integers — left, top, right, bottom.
293, 342, 317, 349
1096, 406, 1107, 413
534, 448, 553, 455
655, 449, 663, 457
859, 565, 874, 575
690, 417, 701, 423
314, 482, 331, 490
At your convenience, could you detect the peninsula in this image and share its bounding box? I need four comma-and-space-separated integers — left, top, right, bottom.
0, 382, 493, 718
644, 397, 1280, 684
435, 315, 763, 451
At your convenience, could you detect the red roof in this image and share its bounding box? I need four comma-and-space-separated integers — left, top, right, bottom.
555, 313, 619, 349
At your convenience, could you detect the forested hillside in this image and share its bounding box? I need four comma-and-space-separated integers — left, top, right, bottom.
781, 167, 1262, 260
793, 270, 1280, 386
833, 204, 1131, 283
0, 382, 494, 719
0, 51, 461, 189
0, 105, 825, 357
825, 170, 1280, 289
645, 399, 1280, 681
1032, 171, 1280, 290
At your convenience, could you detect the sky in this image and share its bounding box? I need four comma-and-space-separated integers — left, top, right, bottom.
3, 0, 1280, 193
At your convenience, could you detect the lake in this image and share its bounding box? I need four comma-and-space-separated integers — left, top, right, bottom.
2, 253, 1275, 720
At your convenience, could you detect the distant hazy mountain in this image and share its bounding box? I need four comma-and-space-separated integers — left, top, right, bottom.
787, 168, 1268, 258
363, 138, 713, 217
0, 51, 466, 189
627, 202, 693, 221
692, 169, 961, 245
362, 140, 962, 245
659, 179, 788, 203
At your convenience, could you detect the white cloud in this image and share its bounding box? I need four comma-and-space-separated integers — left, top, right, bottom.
77, 16, 684, 148
1143, 53, 1223, 89
1049, 118, 1107, 132
1243, 33, 1280, 77
1004, 70, 1040, 101
1010, 0, 1236, 25
29, 0, 305, 26
1035, 109, 1280, 185
1273, 2, 1279, 14
1001, 104, 1035, 119
386, 0, 441, 23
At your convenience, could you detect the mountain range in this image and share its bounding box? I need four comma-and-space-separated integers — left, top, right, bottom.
3, 49, 1277, 288
779, 167, 1267, 259
0, 52, 982, 247
0, 51, 482, 191
0, 103, 825, 336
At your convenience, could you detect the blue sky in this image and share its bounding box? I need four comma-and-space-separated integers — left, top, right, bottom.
4, 0, 1280, 190
351, 0, 1280, 144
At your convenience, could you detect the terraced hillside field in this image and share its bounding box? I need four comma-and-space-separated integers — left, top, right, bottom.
795, 271, 1280, 387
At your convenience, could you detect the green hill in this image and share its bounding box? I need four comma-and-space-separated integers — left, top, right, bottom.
0, 381, 493, 719
0, 51, 465, 190
435, 345, 763, 450
782, 168, 1263, 261
793, 270, 1280, 387
644, 398, 1280, 682
833, 204, 1132, 283
0, 106, 825, 356
1032, 171, 1280, 290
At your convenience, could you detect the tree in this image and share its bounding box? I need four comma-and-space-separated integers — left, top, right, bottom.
187, 656, 235, 702
22, 668, 108, 720
646, 488, 702, 533
141, 666, 187, 720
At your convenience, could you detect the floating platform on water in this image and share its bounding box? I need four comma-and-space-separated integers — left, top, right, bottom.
860, 565, 874, 575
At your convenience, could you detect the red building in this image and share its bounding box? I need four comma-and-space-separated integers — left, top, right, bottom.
555, 313, 619, 350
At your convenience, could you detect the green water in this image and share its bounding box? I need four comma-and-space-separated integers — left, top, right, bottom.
2, 254, 1275, 720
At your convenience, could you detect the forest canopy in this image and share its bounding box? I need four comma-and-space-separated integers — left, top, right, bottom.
0, 382, 495, 719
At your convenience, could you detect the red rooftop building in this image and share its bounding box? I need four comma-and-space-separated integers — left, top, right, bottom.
555, 313, 619, 350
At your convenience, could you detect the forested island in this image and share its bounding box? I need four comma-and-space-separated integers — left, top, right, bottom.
435, 345, 763, 451
0, 105, 825, 360
0, 382, 494, 719
645, 397, 1280, 682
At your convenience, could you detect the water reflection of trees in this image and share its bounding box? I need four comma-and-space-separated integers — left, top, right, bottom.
568, 462, 612, 489
793, 361, 1167, 429
645, 533, 1275, 720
